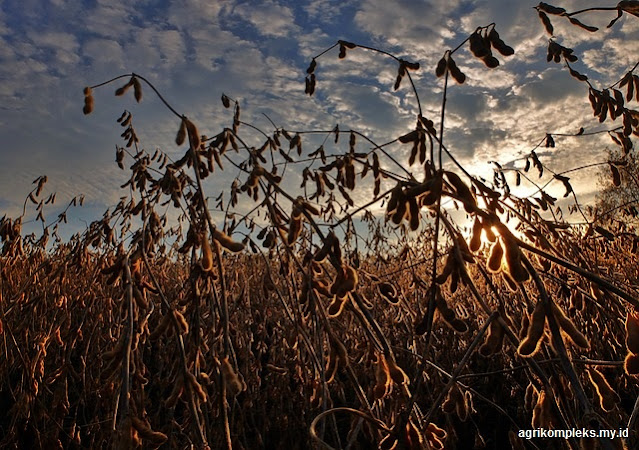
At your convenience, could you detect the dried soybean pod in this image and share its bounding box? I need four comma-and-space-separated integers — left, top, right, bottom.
445, 171, 476, 212
386, 357, 410, 385
408, 197, 420, 231
327, 296, 347, 318
149, 313, 172, 340
469, 217, 482, 253
378, 282, 399, 304
325, 349, 338, 383
173, 310, 189, 335
532, 389, 552, 428
185, 371, 207, 402
625, 352, 639, 376
184, 118, 201, 150
518, 302, 546, 357
588, 368, 619, 412
221, 357, 245, 397
487, 239, 504, 273
102, 335, 125, 361
626, 311, 639, 354
550, 302, 589, 349
201, 236, 213, 272
132, 77, 142, 102
502, 234, 529, 282
479, 319, 505, 357
175, 119, 187, 146
213, 228, 245, 253
442, 384, 464, 414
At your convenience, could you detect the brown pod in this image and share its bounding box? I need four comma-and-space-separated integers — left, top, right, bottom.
626, 311, 639, 354
221, 357, 245, 397
213, 228, 245, 253
102, 336, 125, 361
201, 237, 213, 272
445, 171, 476, 212
332, 338, 349, 367
421, 173, 443, 206
487, 239, 504, 273
175, 119, 187, 146
425, 423, 446, 450
518, 302, 546, 357
386, 357, 410, 385
502, 235, 528, 282
378, 282, 399, 304
532, 389, 552, 428
479, 319, 505, 357
449, 318, 469, 334
442, 384, 464, 414
288, 215, 302, 245
173, 310, 189, 335
569, 289, 583, 311
405, 420, 424, 448
408, 197, 420, 231
588, 368, 619, 412
149, 313, 172, 340
391, 200, 408, 225
435, 56, 447, 77
469, 217, 482, 253
132, 77, 142, 102
184, 118, 201, 150
83, 93, 94, 115
524, 383, 536, 411
325, 350, 338, 383
624, 352, 639, 376
551, 302, 589, 349
502, 271, 518, 292
327, 296, 347, 318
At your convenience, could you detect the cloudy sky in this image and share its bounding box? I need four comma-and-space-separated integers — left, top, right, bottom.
1, 0, 637, 241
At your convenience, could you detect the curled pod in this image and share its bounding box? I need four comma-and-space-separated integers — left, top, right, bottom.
327, 295, 348, 318
425, 423, 447, 450
378, 282, 399, 304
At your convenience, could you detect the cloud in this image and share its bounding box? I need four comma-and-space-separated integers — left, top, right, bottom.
233, 1, 299, 38
0, 0, 635, 241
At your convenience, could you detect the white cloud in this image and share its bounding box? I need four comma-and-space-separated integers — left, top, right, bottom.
233, 1, 299, 38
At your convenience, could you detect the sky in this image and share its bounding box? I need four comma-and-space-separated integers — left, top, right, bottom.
1, 0, 638, 243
